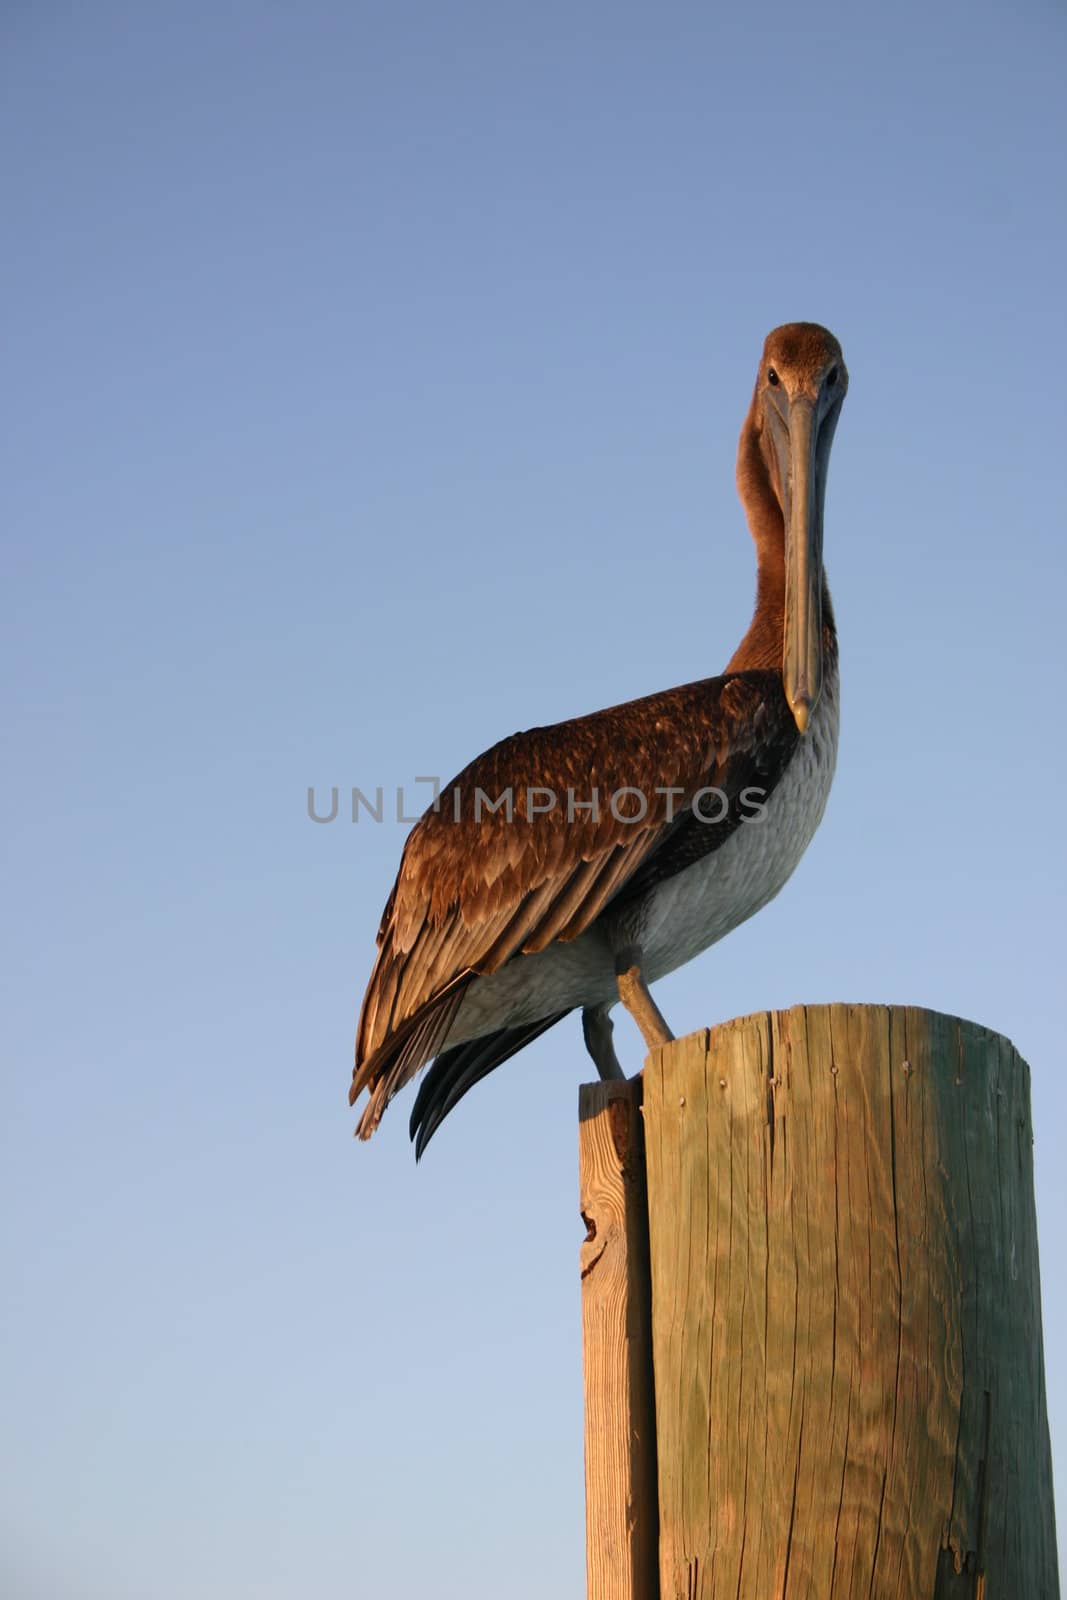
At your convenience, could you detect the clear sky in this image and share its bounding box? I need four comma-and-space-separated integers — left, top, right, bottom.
3, 3, 1065, 1595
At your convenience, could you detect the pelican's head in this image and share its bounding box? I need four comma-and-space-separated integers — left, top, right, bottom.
755, 323, 847, 733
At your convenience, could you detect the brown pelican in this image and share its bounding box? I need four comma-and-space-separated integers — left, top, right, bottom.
351, 323, 847, 1154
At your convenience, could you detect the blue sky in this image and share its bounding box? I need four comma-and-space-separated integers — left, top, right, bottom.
3, 2, 1065, 1594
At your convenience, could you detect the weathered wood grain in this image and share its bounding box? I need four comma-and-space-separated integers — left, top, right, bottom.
641, 1005, 1058, 1600
579, 1077, 660, 1600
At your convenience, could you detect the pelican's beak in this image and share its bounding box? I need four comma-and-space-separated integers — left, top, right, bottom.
783, 396, 822, 732
766, 389, 832, 733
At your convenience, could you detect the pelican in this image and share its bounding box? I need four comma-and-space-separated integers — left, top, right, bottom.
351, 323, 847, 1154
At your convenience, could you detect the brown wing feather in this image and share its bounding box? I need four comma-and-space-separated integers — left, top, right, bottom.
351, 671, 793, 1130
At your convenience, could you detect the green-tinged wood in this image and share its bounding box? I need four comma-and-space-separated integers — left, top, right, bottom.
579, 1078, 659, 1600
641, 1005, 1058, 1600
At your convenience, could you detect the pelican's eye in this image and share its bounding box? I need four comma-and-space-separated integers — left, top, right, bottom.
767, 368, 780, 387
826, 365, 839, 387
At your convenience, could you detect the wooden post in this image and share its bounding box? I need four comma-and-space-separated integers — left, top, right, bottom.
579, 1005, 1059, 1600
579, 1077, 659, 1600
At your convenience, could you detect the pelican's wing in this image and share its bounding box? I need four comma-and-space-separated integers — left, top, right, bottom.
351, 670, 798, 1135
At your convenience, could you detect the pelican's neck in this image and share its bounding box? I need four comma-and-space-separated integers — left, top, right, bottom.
725, 398, 835, 675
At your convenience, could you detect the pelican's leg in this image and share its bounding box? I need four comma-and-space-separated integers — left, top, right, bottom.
614, 945, 675, 1051
582, 1004, 625, 1081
